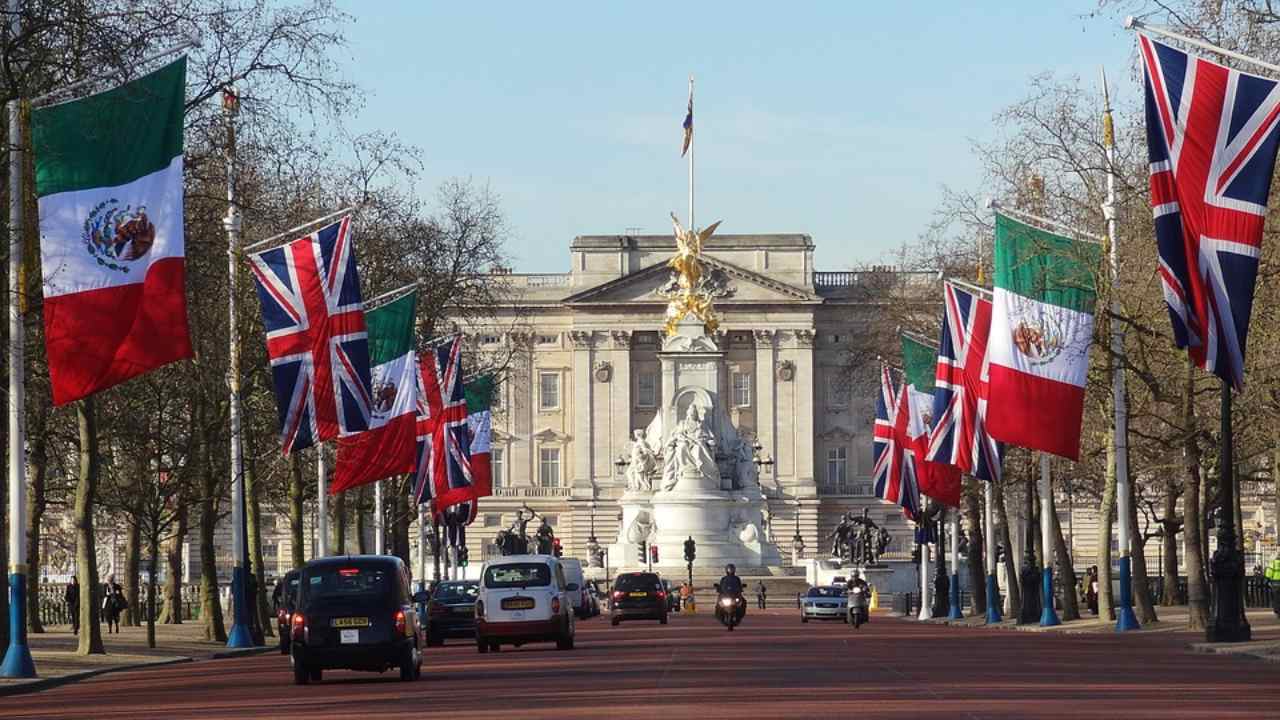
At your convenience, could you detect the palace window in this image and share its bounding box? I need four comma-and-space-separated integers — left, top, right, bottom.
490, 448, 505, 489
536, 334, 558, 345
483, 514, 501, 528
539, 372, 560, 410
637, 372, 657, 408
826, 447, 848, 485
481, 334, 500, 345
539, 448, 561, 488
732, 371, 751, 407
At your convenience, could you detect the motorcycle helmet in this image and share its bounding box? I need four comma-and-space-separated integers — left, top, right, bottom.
725, 563, 737, 575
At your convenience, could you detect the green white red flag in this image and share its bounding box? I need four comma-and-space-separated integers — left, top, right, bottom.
987, 213, 1101, 460
32, 58, 192, 405
465, 375, 497, 500
331, 291, 418, 493
901, 334, 962, 507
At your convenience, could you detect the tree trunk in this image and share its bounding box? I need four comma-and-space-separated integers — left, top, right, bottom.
333, 490, 346, 555
392, 485, 411, 564
146, 533, 159, 648
1098, 425, 1118, 622
993, 480, 1020, 615
75, 398, 105, 655
289, 455, 305, 569
1127, 477, 1158, 624
963, 479, 986, 615
245, 455, 272, 637
356, 485, 368, 554
1160, 473, 1181, 606
1048, 489, 1080, 621
1183, 361, 1210, 630
24, 425, 47, 633
123, 517, 141, 626
197, 413, 226, 642
162, 501, 188, 624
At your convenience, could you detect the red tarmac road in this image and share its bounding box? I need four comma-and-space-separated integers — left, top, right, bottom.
5, 609, 1278, 719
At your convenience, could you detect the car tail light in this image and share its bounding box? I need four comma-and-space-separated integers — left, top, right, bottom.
291, 612, 305, 640
551, 597, 561, 615
656, 590, 666, 599
394, 610, 407, 637
612, 591, 623, 600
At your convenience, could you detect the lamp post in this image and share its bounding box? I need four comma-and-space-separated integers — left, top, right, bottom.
791, 498, 805, 564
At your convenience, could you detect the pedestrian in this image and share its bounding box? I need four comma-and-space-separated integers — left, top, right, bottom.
755, 580, 767, 609
102, 575, 126, 634
1265, 556, 1280, 619
1085, 566, 1099, 616
65, 576, 81, 635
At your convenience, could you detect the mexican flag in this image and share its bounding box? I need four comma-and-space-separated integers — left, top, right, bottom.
332, 291, 418, 493
901, 334, 962, 507
32, 58, 192, 405
465, 375, 498, 500
987, 213, 1101, 461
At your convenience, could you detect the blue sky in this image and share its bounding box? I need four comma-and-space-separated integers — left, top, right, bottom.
333, 1, 1137, 273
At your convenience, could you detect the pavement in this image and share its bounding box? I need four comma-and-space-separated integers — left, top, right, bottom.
0, 621, 276, 696
2, 607, 1278, 719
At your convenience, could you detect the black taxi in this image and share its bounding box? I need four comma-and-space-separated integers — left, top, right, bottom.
289, 555, 428, 684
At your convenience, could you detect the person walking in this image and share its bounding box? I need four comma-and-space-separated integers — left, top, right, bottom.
755, 580, 767, 609
1085, 566, 1100, 616
102, 575, 126, 634
1265, 556, 1280, 619
65, 576, 81, 634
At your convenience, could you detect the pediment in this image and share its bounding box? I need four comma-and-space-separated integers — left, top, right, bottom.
817, 425, 856, 442
532, 428, 570, 444
564, 256, 820, 306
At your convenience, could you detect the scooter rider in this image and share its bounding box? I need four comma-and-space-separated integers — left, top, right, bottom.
847, 570, 870, 624
717, 564, 746, 622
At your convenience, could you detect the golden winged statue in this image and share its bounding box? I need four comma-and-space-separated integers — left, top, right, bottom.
664, 213, 723, 336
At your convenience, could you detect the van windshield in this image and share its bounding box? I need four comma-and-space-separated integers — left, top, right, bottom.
484, 563, 551, 589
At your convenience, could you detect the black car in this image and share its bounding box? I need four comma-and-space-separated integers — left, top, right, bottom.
289, 555, 427, 685
610, 572, 668, 626
273, 569, 301, 654
426, 580, 479, 646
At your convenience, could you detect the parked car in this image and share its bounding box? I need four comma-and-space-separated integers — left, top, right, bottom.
273, 569, 301, 655
610, 572, 668, 626
425, 580, 479, 646
560, 558, 592, 619
289, 555, 427, 685
800, 586, 848, 623
474, 554, 576, 653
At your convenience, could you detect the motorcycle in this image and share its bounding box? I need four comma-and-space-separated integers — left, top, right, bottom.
847, 583, 869, 629
714, 584, 746, 631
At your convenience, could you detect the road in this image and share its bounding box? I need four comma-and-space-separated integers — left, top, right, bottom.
5, 608, 1277, 719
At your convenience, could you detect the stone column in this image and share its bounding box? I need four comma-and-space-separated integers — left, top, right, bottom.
753, 330, 777, 492
608, 331, 632, 489
570, 330, 596, 493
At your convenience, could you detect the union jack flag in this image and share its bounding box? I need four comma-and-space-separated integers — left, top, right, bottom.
412, 336, 477, 510
872, 365, 920, 521
248, 216, 372, 454
927, 282, 1003, 482
1139, 34, 1280, 390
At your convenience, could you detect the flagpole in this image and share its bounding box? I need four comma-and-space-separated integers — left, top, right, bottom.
221, 87, 254, 649
243, 206, 355, 253
1, 0, 37, 679
30, 37, 200, 108
917, 499, 932, 621
316, 446, 329, 557
947, 507, 963, 619
374, 481, 384, 555
688, 75, 694, 231
988, 200, 1106, 244
1125, 16, 1280, 78
984, 482, 1002, 623
1100, 68, 1140, 633
1038, 454, 1061, 626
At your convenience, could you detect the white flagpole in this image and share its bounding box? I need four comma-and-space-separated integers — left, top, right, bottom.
947, 507, 962, 619
1, 0, 36, 679
984, 482, 1001, 622
222, 88, 254, 649
374, 481, 384, 555
316, 446, 329, 557
688, 75, 694, 231
1125, 17, 1280, 78
1038, 454, 1060, 626
1102, 67, 1139, 632
918, 497, 932, 621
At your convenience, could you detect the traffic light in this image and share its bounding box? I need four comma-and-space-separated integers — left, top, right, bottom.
649, 544, 659, 564
637, 540, 646, 564
458, 546, 469, 567
552, 538, 563, 558
683, 537, 696, 563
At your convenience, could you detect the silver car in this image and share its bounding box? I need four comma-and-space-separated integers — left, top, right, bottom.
800, 586, 848, 623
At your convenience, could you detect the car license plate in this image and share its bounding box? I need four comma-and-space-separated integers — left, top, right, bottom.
453, 606, 473, 615
339, 629, 359, 644
331, 616, 370, 628
629, 592, 647, 598
501, 597, 535, 611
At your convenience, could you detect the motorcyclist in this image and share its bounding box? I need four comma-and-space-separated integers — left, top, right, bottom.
716, 564, 746, 624
846, 570, 870, 626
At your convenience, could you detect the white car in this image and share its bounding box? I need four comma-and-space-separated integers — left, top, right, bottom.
474, 554, 576, 653
559, 558, 591, 618
800, 586, 848, 622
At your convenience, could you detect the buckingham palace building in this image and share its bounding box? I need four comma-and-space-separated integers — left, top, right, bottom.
457, 231, 933, 571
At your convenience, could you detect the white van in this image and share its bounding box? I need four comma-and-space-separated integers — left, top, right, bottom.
559, 558, 590, 618
474, 554, 576, 653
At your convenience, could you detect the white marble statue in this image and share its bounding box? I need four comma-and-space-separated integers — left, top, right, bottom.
734, 436, 759, 491
625, 512, 654, 544
625, 429, 657, 492
661, 404, 717, 490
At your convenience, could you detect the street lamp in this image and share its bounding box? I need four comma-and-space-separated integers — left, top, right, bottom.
791, 498, 805, 563
752, 441, 775, 494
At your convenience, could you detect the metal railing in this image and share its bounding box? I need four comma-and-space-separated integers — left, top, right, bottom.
816, 481, 874, 497
37, 582, 204, 626
494, 486, 572, 498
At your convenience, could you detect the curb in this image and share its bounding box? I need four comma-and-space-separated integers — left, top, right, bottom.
210, 646, 276, 660
0, 656, 193, 698
1188, 642, 1280, 663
